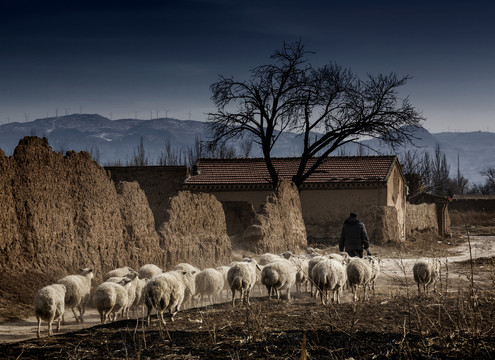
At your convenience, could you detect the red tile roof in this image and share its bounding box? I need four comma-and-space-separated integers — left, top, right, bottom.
184, 156, 398, 186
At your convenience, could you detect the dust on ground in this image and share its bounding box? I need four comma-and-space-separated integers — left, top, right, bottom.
1, 236, 495, 359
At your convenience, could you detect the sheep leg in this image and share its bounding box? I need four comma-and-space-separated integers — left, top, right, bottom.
99, 310, 106, 324
159, 311, 166, 326
56, 317, 62, 332
70, 307, 80, 323
76, 305, 85, 323
146, 305, 153, 326
36, 316, 42, 338
48, 319, 53, 336
231, 289, 236, 306
245, 288, 251, 305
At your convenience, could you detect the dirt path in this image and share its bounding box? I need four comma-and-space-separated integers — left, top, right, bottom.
2, 235, 494, 344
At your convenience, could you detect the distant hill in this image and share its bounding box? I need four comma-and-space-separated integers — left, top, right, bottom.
0, 114, 493, 184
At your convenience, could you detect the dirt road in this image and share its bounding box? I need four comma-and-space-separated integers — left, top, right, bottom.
1, 235, 494, 344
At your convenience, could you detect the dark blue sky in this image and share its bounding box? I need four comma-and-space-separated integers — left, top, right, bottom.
1, 0, 494, 132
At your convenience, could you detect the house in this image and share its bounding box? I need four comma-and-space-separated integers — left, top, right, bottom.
183, 156, 408, 245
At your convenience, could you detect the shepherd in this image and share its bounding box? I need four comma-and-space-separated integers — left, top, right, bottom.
339, 212, 371, 258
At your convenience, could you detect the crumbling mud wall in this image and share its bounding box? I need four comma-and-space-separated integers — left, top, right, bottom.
0, 137, 232, 320
106, 166, 189, 229
316, 205, 403, 246
372, 206, 401, 244
406, 202, 438, 237
159, 191, 232, 269
115, 181, 165, 267
241, 181, 307, 254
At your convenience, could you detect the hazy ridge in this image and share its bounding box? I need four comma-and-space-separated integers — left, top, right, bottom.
0, 114, 493, 184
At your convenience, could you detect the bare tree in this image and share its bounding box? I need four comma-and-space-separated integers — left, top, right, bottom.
430, 143, 451, 196
208, 41, 424, 189
471, 168, 495, 194
128, 136, 149, 166
158, 138, 183, 165
399, 149, 432, 197
87, 144, 101, 164
240, 139, 253, 158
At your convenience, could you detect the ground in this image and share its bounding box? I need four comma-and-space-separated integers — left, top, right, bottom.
1, 230, 495, 359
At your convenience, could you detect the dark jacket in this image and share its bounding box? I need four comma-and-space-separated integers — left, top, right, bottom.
339, 217, 369, 253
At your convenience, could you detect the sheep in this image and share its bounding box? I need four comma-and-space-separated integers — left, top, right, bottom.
138, 264, 163, 280
93, 278, 131, 324
173, 263, 199, 307
307, 255, 327, 296
327, 252, 350, 266
227, 259, 260, 306
144, 271, 186, 326
259, 253, 283, 266
131, 277, 148, 317
57, 268, 94, 323
103, 266, 135, 281
216, 265, 232, 300
368, 257, 381, 295
195, 268, 225, 305
33, 284, 66, 338
311, 259, 347, 305
286, 255, 309, 293
413, 259, 440, 295
346, 256, 378, 302
260, 259, 297, 301
105, 272, 139, 319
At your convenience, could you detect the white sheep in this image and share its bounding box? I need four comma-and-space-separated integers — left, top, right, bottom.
144, 271, 186, 326
173, 263, 199, 308
33, 284, 66, 338
131, 277, 148, 317
368, 257, 381, 294
93, 278, 131, 324
227, 259, 260, 306
286, 255, 309, 293
260, 259, 297, 301
327, 252, 350, 266
259, 253, 283, 265
216, 265, 232, 300
103, 266, 135, 281
138, 264, 163, 279
413, 259, 440, 295
312, 259, 347, 305
105, 272, 139, 319
307, 255, 327, 296
346, 256, 378, 302
57, 268, 94, 323
195, 268, 225, 305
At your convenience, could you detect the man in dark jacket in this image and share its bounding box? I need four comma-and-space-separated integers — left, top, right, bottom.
339, 212, 370, 258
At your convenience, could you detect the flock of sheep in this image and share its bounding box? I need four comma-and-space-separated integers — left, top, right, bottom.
33, 249, 440, 338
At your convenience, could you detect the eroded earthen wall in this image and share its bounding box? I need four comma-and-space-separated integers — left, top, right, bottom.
159, 191, 232, 269
406, 202, 439, 236
241, 180, 307, 254
106, 166, 188, 228
0, 137, 232, 319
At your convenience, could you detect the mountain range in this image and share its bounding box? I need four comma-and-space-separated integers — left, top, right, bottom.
0, 114, 493, 185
